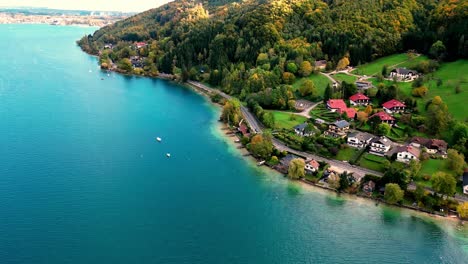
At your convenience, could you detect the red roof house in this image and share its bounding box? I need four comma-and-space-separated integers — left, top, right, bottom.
343, 108, 357, 119
382, 99, 405, 114
135, 42, 147, 49
327, 99, 347, 112
370, 111, 395, 125
349, 93, 370, 106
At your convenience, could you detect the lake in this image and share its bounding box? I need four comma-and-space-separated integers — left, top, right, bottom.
0, 24, 467, 264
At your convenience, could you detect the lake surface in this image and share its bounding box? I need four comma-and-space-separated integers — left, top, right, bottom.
0, 24, 467, 264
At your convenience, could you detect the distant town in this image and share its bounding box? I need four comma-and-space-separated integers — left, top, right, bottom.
0, 7, 131, 27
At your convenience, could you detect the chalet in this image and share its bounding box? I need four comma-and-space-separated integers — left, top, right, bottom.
410, 137, 448, 158
277, 154, 302, 174
135, 42, 147, 49
130, 56, 143, 68
343, 108, 357, 119
369, 111, 395, 125
463, 170, 468, 195
349, 93, 370, 106
294, 123, 313, 137
355, 80, 372, 90
396, 145, 421, 163
314, 60, 327, 70
383, 99, 406, 114
324, 120, 350, 138
238, 124, 250, 138
327, 99, 347, 113
347, 131, 375, 149
305, 159, 320, 174
369, 136, 392, 156
389, 68, 419, 81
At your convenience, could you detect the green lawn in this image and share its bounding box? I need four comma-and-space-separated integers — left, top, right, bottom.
418, 159, 453, 178
358, 153, 387, 172
336, 148, 358, 161
332, 73, 357, 84
353, 53, 410, 76
268, 111, 308, 130
397, 55, 430, 69
293, 73, 332, 96
309, 104, 340, 122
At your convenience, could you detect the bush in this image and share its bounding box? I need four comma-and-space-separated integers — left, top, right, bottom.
422, 174, 431, 181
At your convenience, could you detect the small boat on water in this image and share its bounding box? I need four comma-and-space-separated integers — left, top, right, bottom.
166, 153, 171, 158
257, 161, 265, 166
156, 137, 162, 142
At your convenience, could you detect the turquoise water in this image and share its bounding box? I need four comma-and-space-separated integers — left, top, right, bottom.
0, 24, 467, 263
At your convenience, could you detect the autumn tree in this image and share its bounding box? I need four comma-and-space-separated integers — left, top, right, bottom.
457, 202, 468, 219
447, 149, 465, 176
431, 172, 456, 198
221, 99, 242, 125
364, 105, 373, 114
376, 123, 391, 136
299, 80, 317, 97
356, 111, 368, 123
425, 96, 450, 135
384, 183, 404, 204
299, 61, 313, 77
288, 158, 305, 179
336, 56, 350, 70
248, 134, 273, 160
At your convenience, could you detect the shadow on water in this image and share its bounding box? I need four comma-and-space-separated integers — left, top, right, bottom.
325, 194, 346, 207
286, 183, 302, 197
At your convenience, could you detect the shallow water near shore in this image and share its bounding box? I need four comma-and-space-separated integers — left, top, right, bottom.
0, 24, 467, 264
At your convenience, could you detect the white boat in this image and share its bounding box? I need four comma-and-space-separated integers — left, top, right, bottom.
257, 161, 265, 166
166, 153, 171, 158
156, 137, 162, 142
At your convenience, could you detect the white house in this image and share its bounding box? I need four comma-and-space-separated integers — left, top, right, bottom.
369, 136, 392, 156
389, 68, 419, 81
463, 171, 468, 195
347, 131, 375, 149
349, 93, 370, 106
396, 145, 421, 163
305, 160, 320, 174
382, 99, 406, 114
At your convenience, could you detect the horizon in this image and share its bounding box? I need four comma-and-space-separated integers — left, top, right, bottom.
0, 0, 173, 12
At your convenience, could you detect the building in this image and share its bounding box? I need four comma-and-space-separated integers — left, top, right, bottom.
349, 93, 370, 106
238, 124, 250, 138
104, 43, 113, 49
389, 68, 419, 81
396, 145, 421, 163
463, 170, 468, 195
314, 60, 327, 70
355, 80, 372, 90
369, 136, 392, 156
347, 131, 375, 149
410, 137, 448, 158
369, 111, 396, 125
382, 99, 406, 114
130, 56, 143, 68
324, 120, 350, 138
327, 99, 347, 113
135, 42, 147, 49
294, 123, 313, 137
305, 159, 320, 174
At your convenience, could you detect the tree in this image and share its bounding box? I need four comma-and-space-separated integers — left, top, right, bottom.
299, 61, 313, 77
381, 166, 409, 190
299, 80, 317, 97
117, 58, 133, 72
447, 149, 465, 176
429, 40, 446, 60
221, 99, 242, 125
356, 111, 368, 123
282, 72, 296, 84
425, 96, 450, 135
323, 83, 332, 103
364, 105, 373, 114
336, 56, 350, 70
248, 134, 273, 160
288, 158, 305, 179
328, 173, 340, 189
408, 159, 421, 179
262, 112, 275, 128
457, 202, 468, 219
338, 171, 352, 191
431, 172, 456, 198
381, 65, 388, 77
414, 183, 427, 203
286, 62, 298, 74
376, 123, 391, 136
384, 183, 404, 204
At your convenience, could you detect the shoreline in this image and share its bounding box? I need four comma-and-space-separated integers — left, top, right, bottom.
183, 80, 466, 225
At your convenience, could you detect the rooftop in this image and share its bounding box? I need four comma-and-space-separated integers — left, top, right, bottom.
327, 99, 347, 111
332, 120, 350, 128
349, 93, 370, 102
383, 99, 405, 109
348, 131, 375, 142
370, 111, 395, 121
397, 145, 421, 157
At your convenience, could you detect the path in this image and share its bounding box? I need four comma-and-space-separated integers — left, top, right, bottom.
297, 102, 321, 118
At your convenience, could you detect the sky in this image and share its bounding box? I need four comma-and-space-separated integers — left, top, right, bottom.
0, 0, 173, 12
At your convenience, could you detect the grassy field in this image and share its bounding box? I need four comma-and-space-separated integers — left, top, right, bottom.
397, 55, 429, 69
353, 53, 410, 76
358, 153, 387, 172
293, 73, 332, 96
332, 73, 357, 84
309, 104, 340, 122
418, 159, 453, 177
336, 148, 358, 161
268, 111, 308, 130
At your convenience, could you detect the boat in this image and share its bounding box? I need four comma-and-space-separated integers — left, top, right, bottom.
156, 137, 162, 142
166, 153, 171, 158
257, 161, 265, 166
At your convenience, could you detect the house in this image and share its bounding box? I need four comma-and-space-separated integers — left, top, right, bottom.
355, 80, 372, 90
362, 181, 376, 194
389, 68, 419, 81
295, 99, 313, 111
463, 170, 468, 195
130, 56, 144, 68
369, 111, 395, 125
305, 159, 320, 174
382, 99, 406, 114
277, 154, 302, 174
410, 137, 448, 158
369, 136, 392, 156
314, 118, 326, 125
347, 131, 375, 149
294, 123, 314, 137
104, 43, 113, 49
238, 124, 250, 138
349, 93, 370, 106
396, 145, 421, 163
327, 99, 347, 113
326, 99, 356, 119
324, 120, 350, 138
135, 42, 147, 49
314, 60, 327, 70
